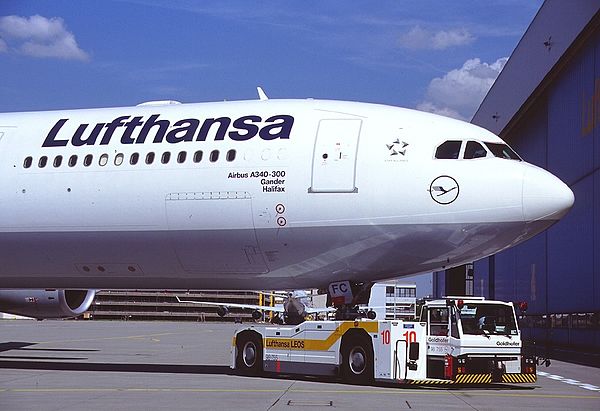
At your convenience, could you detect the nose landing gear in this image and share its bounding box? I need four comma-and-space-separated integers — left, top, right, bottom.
325, 280, 374, 321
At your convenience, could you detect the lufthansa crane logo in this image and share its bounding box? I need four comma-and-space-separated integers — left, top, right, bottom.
429, 175, 459, 205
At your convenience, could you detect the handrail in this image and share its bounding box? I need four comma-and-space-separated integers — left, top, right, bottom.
393, 338, 408, 380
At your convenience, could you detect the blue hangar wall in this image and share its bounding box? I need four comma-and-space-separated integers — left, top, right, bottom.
471, 20, 600, 353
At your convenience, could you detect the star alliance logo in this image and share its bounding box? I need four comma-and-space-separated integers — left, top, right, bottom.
386, 139, 409, 156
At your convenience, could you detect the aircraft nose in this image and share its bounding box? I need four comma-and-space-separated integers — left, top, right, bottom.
522, 166, 574, 221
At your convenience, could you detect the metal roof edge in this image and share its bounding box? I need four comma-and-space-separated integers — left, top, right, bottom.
471, 0, 600, 136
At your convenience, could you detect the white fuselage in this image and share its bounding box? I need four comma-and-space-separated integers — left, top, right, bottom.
0, 99, 574, 290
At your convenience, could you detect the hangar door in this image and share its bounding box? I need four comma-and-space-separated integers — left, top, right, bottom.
309, 119, 361, 193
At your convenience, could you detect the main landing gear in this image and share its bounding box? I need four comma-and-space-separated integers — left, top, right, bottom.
325, 280, 376, 321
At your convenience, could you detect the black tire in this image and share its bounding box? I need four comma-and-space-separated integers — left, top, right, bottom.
235, 332, 263, 375
340, 335, 374, 384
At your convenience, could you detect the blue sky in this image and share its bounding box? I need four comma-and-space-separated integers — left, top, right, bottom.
1, 1, 543, 119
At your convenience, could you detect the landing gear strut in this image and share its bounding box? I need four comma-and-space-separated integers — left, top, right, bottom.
334, 304, 362, 321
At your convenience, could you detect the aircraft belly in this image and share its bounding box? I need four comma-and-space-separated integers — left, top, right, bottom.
0, 221, 549, 289
253, 218, 551, 288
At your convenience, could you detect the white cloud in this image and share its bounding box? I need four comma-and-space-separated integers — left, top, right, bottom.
398, 26, 474, 50
0, 38, 7, 52
416, 101, 466, 121
0, 15, 89, 61
417, 57, 507, 120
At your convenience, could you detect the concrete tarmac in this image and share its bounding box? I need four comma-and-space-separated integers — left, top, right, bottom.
1, 320, 599, 411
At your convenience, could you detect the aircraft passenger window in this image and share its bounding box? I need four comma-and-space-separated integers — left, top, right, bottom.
161, 152, 171, 164
114, 153, 124, 166
177, 151, 186, 164
68, 155, 77, 167
435, 140, 462, 159
484, 143, 522, 161
193, 150, 203, 163
145, 152, 155, 165
23, 156, 33, 168
53, 155, 63, 168
83, 154, 93, 167
210, 150, 219, 162
99, 154, 109, 166
130, 152, 139, 165
226, 149, 236, 162
464, 141, 487, 159
38, 156, 48, 168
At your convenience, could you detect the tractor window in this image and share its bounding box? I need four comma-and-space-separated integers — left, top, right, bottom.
459, 303, 518, 336
450, 307, 460, 338
429, 307, 449, 336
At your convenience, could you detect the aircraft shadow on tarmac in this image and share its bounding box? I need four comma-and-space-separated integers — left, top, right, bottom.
0, 342, 36, 352
0, 340, 230, 375
0, 359, 230, 375
0, 341, 100, 361
0, 341, 535, 390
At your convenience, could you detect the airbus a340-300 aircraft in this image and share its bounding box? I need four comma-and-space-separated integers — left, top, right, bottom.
0, 93, 574, 319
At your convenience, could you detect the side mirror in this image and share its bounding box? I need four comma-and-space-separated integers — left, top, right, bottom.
409, 342, 419, 361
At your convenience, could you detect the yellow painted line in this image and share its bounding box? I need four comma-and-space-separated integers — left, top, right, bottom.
0, 387, 598, 400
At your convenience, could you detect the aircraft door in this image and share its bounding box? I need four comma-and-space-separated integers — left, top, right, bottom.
309, 119, 361, 193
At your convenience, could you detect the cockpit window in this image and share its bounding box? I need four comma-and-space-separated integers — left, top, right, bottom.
484, 143, 521, 161
435, 140, 462, 159
464, 141, 487, 159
